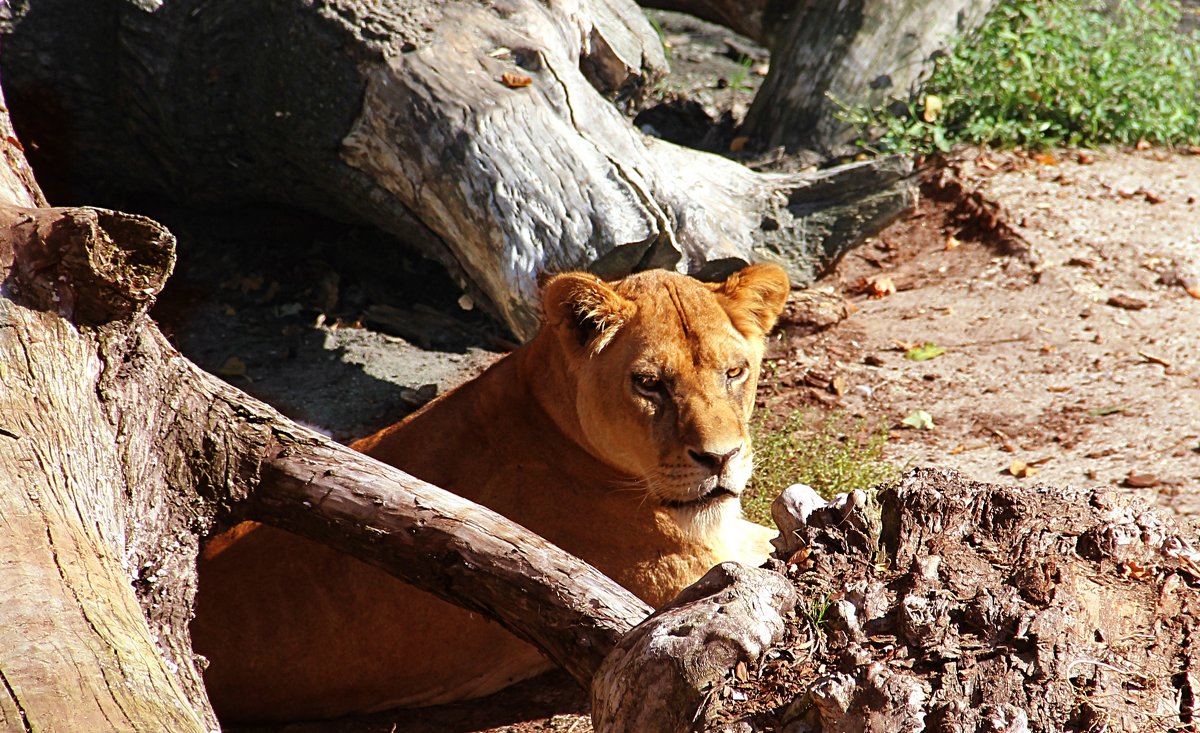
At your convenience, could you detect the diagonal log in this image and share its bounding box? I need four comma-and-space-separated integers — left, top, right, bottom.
0, 190, 650, 729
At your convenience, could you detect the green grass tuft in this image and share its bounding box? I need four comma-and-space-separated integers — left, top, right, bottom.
742, 409, 898, 526
843, 0, 1200, 152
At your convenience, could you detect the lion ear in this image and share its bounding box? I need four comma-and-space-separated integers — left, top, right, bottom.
711, 263, 790, 338
541, 272, 633, 355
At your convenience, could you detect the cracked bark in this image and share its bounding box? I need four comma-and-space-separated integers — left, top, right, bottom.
732, 470, 1200, 732
744, 0, 999, 157
0, 87, 653, 730
2, 0, 916, 339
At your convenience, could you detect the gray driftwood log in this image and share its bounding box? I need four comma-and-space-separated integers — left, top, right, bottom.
744, 0, 998, 158
1, 0, 916, 339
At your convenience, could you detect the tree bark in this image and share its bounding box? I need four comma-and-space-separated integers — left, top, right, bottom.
0, 97, 652, 728
1, 0, 916, 339
744, 0, 998, 157
706, 470, 1200, 731
592, 563, 796, 733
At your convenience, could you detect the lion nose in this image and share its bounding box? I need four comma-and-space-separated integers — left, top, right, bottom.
687, 446, 741, 474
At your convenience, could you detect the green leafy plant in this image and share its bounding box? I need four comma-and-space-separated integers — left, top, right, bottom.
844, 0, 1200, 152
804, 592, 831, 632
742, 409, 898, 526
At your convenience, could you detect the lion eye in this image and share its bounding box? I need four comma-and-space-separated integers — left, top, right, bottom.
726, 366, 747, 382
632, 372, 663, 396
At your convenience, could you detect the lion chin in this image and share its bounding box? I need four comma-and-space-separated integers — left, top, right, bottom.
190, 264, 789, 723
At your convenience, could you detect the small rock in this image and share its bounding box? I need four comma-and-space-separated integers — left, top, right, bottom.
1105, 294, 1148, 311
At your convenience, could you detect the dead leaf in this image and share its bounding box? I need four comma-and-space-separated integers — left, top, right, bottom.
858, 274, 895, 299
223, 304, 237, 317
216, 356, 248, 378
1032, 152, 1057, 165
729, 136, 750, 152
1188, 285, 1200, 299
1138, 351, 1171, 368
945, 234, 961, 251
6, 136, 24, 152
1142, 189, 1165, 204
786, 546, 812, 568
829, 374, 847, 396
1008, 460, 1039, 479
735, 661, 749, 682
1106, 294, 1148, 311
1076, 151, 1095, 165
1136, 139, 1152, 150
1124, 472, 1160, 488
1119, 561, 1149, 580
500, 73, 533, 88
891, 338, 917, 352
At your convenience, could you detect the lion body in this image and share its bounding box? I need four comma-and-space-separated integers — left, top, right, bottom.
192, 265, 788, 722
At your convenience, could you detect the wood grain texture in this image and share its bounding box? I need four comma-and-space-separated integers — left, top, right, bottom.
592, 563, 795, 733
0, 193, 651, 730
2, 0, 916, 339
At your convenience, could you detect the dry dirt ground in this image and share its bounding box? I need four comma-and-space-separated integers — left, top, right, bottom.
777, 148, 1200, 516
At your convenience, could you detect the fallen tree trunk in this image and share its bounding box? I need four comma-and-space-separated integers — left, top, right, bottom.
637, 0, 790, 47
1, 0, 916, 339
0, 99, 653, 728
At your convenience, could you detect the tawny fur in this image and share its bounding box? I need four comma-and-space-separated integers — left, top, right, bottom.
191, 265, 789, 722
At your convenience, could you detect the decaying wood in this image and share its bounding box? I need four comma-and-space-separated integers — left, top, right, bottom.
744, 0, 998, 157
2, 0, 917, 339
591, 563, 796, 733
710, 469, 1200, 730
0, 158, 648, 729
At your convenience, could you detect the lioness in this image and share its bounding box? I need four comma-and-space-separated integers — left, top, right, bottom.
192, 264, 788, 721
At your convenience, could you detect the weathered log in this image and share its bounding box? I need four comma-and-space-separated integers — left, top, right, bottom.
744, 0, 998, 157
638, 0, 790, 47
2, 0, 916, 339
0, 110, 652, 728
591, 563, 796, 733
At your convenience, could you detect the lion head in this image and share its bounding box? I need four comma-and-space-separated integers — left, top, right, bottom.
535, 263, 789, 535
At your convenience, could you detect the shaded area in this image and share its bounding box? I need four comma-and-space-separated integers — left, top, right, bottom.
150, 200, 503, 442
